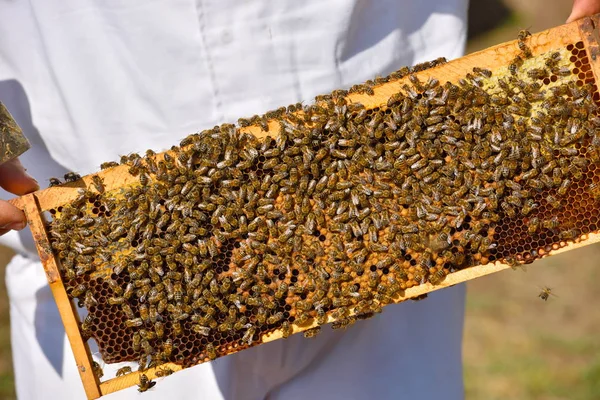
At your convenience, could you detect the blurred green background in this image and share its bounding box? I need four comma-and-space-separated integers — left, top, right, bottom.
0, 1, 598, 399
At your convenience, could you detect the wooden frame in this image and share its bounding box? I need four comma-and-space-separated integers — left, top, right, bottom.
7, 14, 600, 399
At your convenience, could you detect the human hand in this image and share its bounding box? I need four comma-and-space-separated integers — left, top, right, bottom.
568, 0, 600, 23
0, 158, 39, 235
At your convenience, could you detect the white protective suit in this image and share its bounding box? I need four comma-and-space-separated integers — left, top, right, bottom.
0, 1, 469, 399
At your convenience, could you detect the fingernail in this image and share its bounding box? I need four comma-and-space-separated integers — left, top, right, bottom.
27, 173, 40, 187
1, 221, 26, 231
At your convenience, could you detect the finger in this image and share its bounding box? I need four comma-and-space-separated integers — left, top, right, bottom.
0, 199, 26, 231
567, 0, 600, 22
0, 158, 39, 195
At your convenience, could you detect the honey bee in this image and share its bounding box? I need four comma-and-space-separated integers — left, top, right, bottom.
538, 286, 554, 301
100, 161, 119, 170
545, 195, 561, 209
545, 51, 561, 66
163, 339, 173, 358
71, 283, 87, 298
241, 326, 256, 346
125, 318, 143, 328
192, 324, 211, 336
108, 296, 126, 306
154, 321, 165, 338
116, 366, 132, 377
559, 228, 580, 240
503, 255, 525, 271
281, 321, 293, 338
303, 327, 321, 338
527, 217, 540, 234
472, 67, 492, 78
64, 172, 82, 182
137, 374, 156, 392
83, 291, 97, 309
428, 269, 447, 285
155, 367, 174, 377
49, 177, 62, 187
557, 178, 571, 196
332, 317, 356, 330
91, 175, 105, 193
92, 361, 104, 379
410, 294, 428, 302
132, 333, 141, 352
205, 343, 217, 360
542, 216, 560, 230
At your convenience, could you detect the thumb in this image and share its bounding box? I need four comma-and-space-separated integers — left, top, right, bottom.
0, 157, 39, 195
567, 0, 600, 23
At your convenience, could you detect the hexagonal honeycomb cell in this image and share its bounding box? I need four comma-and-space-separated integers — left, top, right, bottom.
44, 38, 600, 381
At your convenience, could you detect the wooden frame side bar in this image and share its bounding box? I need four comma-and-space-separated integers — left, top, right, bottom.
21, 194, 102, 399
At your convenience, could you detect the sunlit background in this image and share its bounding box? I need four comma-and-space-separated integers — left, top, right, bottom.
0, 1, 598, 399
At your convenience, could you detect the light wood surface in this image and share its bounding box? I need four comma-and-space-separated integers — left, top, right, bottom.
6, 15, 600, 399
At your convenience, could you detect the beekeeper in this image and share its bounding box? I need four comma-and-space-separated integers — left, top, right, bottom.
0, 1, 590, 399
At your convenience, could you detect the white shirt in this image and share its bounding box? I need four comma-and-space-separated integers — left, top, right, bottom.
0, 1, 468, 399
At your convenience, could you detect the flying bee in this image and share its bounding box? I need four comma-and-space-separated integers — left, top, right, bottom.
538, 286, 555, 301
138, 374, 156, 393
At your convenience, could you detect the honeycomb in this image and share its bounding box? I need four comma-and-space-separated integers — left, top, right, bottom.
44, 35, 600, 384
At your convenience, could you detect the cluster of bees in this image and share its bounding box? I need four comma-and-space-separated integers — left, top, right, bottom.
44, 32, 600, 392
